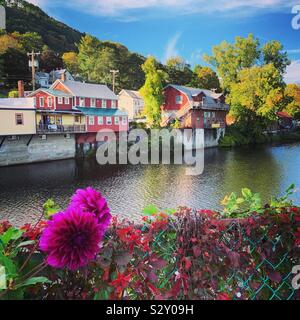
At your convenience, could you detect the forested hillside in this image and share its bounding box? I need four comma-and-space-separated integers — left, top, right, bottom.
2, 0, 83, 52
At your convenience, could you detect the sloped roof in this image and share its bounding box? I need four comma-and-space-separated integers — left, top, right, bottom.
120, 89, 143, 100
76, 107, 128, 117
0, 98, 35, 109
165, 84, 224, 100
55, 80, 118, 100
29, 89, 72, 97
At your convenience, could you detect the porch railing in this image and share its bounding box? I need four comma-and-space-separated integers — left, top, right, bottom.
36, 124, 86, 134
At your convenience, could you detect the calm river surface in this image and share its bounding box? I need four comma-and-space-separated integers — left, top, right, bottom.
1, 142, 300, 226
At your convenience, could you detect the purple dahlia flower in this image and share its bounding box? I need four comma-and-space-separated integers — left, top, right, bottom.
40, 207, 104, 270
70, 187, 111, 228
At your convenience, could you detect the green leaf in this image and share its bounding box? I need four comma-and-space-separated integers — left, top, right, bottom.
43, 199, 60, 218
242, 188, 253, 199
0, 252, 17, 277
16, 277, 51, 289
142, 205, 159, 216
0, 228, 24, 247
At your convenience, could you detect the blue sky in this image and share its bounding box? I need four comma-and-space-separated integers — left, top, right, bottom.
28, 0, 300, 83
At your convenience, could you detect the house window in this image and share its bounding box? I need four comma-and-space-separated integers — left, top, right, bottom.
39, 97, 44, 108
106, 117, 112, 125
114, 117, 119, 125
88, 116, 94, 125
47, 97, 52, 107
75, 116, 81, 123
122, 117, 127, 125
33, 97, 37, 107
65, 97, 70, 104
15, 113, 24, 125
98, 116, 103, 125
80, 97, 85, 107
58, 97, 63, 104
111, 100, 117, 108
91, 98, 96, 107
102, 100, 107, 108
176, 95, 182, 104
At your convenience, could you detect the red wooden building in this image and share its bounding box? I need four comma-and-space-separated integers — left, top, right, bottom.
29, 79, 129, 138
161, 84, 229, 129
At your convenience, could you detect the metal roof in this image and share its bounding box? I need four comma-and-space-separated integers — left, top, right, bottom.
57, 80, 119, 100
0, 98, 35, 109
76, 107, 128, 117
119, 89, 143, 100
29, 89, 72, 97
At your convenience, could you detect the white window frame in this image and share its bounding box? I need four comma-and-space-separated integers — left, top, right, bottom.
114, 117, 119, 125
58, 97, 63, 104
65, 97, 70, 105
39, 97, 44, 108
91, 98, 96, 107
102, 100, 107, 108
47, 97, 52, 108
98, 116, 103, 125
176, 95, 182, 104
33, 97, 37, 107
80, 97, 85, 107
88, 116, 95, 125
106, 116, 112, 125
111, 100, 117, 108
122, 117, 127, 125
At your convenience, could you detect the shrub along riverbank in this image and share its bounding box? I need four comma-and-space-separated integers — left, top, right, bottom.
0, 186, 299, 300
219, 126, 300, 148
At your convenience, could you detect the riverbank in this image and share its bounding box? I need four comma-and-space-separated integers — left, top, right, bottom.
219, 126, 300, 147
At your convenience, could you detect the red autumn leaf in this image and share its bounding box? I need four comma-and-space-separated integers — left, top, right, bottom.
217, 293, 231, 300
192, 245, 201, 258
268, 271, 282, 283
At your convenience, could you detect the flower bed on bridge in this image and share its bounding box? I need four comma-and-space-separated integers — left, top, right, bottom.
0, 187, 299, 300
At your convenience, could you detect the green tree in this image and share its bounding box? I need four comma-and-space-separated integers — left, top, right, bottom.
77, 35, 101, 81
62, 51, 80, 75
39, 46, 63, 72
204, 34, 260, 92
165, 56, 193, 85
140, 56, 167, 127
262, 41, 290, 76
189, 65, 221, 91
227, 64, 286, 130
284, 84, 300, 117
12, 31, 44, 53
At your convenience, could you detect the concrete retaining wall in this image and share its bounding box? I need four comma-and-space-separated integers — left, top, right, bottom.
0, 134, 76, 167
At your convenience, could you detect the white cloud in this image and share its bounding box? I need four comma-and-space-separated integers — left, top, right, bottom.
284, 60, 300, 83
27, 0, 299, 18
163, 32, 182, 63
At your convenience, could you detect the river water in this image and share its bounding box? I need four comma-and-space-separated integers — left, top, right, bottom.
1, 142, 300, 226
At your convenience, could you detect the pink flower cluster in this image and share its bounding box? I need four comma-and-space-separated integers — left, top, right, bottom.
40, 188, 111, 271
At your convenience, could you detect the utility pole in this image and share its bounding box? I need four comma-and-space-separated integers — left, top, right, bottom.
110, 69, 119, 93
27, 51, 41, 91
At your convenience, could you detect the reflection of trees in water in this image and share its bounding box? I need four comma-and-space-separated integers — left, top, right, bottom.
221, 146, 282, 203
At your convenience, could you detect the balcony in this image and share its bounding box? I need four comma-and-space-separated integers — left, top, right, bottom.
193, 101, 229, 111
36, 124, 86, 134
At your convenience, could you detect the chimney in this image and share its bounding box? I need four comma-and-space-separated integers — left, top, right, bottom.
61, 72, 66, 82
18, 80, 24, 98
